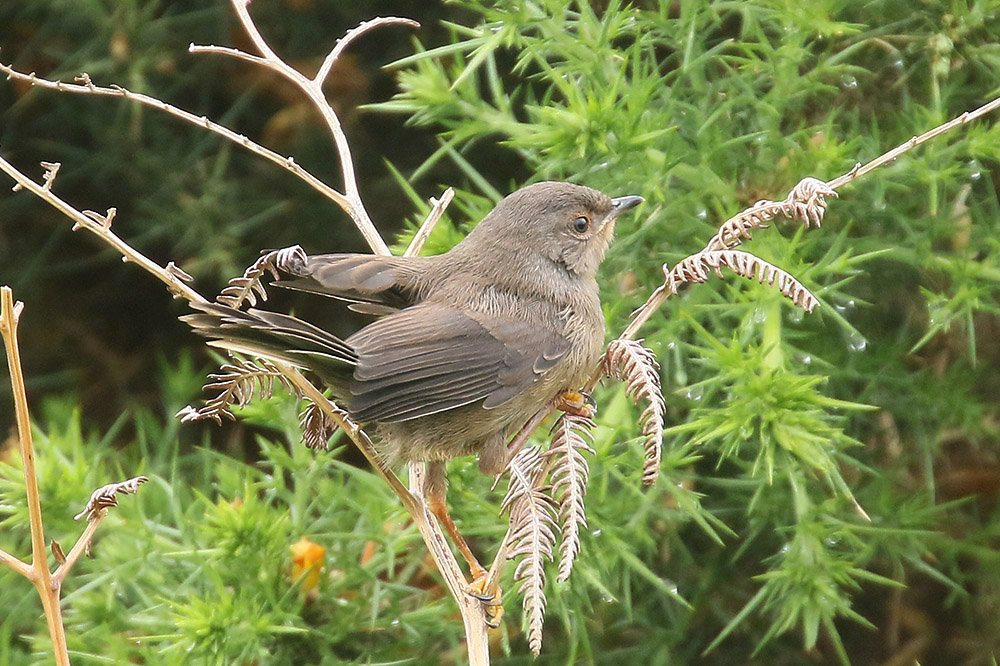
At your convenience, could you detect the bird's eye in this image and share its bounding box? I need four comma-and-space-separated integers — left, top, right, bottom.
572, 215, 591, 234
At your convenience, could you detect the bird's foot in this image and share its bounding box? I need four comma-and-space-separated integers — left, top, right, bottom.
466, 568, 504, 628
555, 389, 597, 419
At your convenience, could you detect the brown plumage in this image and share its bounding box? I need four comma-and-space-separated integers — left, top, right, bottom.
184, 181, 642, 598
185, 181, 642, 475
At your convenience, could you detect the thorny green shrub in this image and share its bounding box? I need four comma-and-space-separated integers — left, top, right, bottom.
376, 0, 1000, 663
2, 0, 1000, 665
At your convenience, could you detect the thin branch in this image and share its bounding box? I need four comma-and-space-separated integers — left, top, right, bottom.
0, 156, 205, 305
0, 65, 357, 224
826, 95, 1000, 191
191, 0, 421, 256
51, 518, 102, 586
405, 187, 455, 257
274, 364, 489, 663
0, 546, 32, 579
317, 17, 420, 86
409, 463, 491, 665
622, 92, 1000, 344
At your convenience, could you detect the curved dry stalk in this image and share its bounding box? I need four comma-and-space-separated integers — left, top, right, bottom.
0, 157, 204, 305
826, 96, 1000, 190
604, 340, 665, 485
545, 414, 595, 582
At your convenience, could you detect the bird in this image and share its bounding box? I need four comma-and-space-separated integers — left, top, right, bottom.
183, 181, 643, 607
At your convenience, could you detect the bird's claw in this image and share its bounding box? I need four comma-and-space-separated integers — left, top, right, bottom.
466, 573, 503, 628
555, 389, 597, 419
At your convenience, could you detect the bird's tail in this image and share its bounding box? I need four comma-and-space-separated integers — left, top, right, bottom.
181, 302, 358, 387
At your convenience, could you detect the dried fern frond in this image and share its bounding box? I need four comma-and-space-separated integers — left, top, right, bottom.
216, 245, 308, 309
74, 476, 148, 522
664, 250, 819, 313
299, 398, 345, 449
707, 176, 838, 251
604, 339, 665, 485
177, 357, 297, 424
545, 413, 595, 582
501, 446, 557, 656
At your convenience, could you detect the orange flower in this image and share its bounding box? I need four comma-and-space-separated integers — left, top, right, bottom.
290, 536, 326, 592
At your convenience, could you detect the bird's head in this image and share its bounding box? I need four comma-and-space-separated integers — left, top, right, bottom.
465, 181, 644, 281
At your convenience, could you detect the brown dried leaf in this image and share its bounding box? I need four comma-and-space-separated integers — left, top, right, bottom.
664, 250, 819, 313
74, 476, 149, 522
706, 177, 838, 252
605, 339, 665, 485
177, 357, 297, 424
501, 446, 557, 656
216, 245, 307, 309
545, 414, 595, 582
299, 399, 345, 449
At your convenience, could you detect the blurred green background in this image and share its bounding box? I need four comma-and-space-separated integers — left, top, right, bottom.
2, 1, 1000, 665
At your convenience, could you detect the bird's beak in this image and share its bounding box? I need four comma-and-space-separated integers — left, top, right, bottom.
598, 195, 644, 236
610, 195, 645, 216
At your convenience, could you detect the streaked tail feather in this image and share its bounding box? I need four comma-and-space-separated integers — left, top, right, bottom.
182, 302, 358, 389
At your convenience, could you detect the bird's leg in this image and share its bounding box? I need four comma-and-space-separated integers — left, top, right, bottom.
424, 461, 503, 627
554, 388, 597, 419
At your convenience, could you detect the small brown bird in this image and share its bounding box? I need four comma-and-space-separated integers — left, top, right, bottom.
184, 181, 642, 592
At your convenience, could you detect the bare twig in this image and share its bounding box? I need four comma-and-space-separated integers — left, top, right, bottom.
826, 96, 1000, 191
405, 187, 455, 257
0, 65, 363, 231
0, 157, 204, 304
3, 9, 488, 661
191, 1, 419, 256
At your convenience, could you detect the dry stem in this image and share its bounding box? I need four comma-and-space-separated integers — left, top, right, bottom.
406, 187, 456, 257
0, 158, 204, 304
0, 65, 370, 241
1, 287, 69, 665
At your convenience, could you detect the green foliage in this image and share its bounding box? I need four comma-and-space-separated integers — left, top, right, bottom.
375, 0, 1000, 662
2, 0, 1000, 665
0, 361, 474, 664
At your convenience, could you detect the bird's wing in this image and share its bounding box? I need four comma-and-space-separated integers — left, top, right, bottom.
346, 304, 570, 423
275, 253, 425, 314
